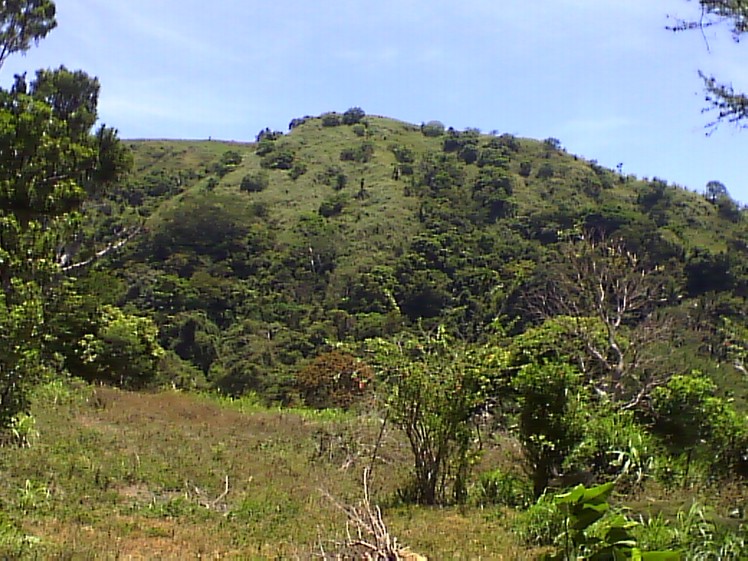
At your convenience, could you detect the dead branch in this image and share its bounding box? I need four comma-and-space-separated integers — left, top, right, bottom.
318, 468, 427, 560
532, 235, 673, 406
61, 226, 142, 272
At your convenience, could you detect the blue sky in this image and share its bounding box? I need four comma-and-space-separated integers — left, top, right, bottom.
3, 0, 747, 202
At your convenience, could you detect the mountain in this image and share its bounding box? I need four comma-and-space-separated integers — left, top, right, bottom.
74, 110, 748, 404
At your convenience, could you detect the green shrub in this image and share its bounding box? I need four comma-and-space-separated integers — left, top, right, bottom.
0, 511, 39, 558
352, 123, 366, 137
240, 171, 269, 193
220, 150, 242, 166
513, 493, 564, 547
513, 361, 585, 497
342, 107, 366, 125
289, 162, 308, 180
340, 142, 374, 163
260, 148, 295, 170
255, 137, 276, 156
563, 405, 659, 491
537, 162, 554, 179
650, 372, 748, 478
389, 143, 415, 163
339, 147, 356, 161
421, 120, 445, 137
320, 112, 341, 127
79, 306, 165, 389
288, 116, 309, 130
319, 194, 347, 218
477, 148, 509, 168
475, 468, 532, 507
538, 483, 678, 560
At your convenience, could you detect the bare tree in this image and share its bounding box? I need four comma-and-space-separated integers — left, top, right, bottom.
535, 234, 672, 410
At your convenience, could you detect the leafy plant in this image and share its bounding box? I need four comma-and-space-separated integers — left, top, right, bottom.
365, 328, 490, 504
514, 492, 565, 547
513, 361, 585, 498
8, 413, 38, 448
541, 482, 679, 560
0, 511, 39, 558
475, 468, 532, 508
563, 404, 659, 491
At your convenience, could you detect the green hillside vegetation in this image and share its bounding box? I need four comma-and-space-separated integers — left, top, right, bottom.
2, 5, 748, 555
3, 103, 748, 558
89, 111, 748, 403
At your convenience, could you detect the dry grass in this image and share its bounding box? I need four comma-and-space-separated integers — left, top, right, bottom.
0, 383, 528, 559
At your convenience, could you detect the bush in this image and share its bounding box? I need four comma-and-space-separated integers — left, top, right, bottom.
339, 147, 356, 162
289, 162, 307, 180
288, 116, 309, 130
458, 143, 479, 164
260, 148, 295, 170
476, 468, 533, 507
421, 120, 445, 137
213, 150, 242, 177
366, 332, 486, 505
79, 306, 165, 389
240, 171, 269, 193
220, 150, 242, 166
513, 493, 564, 546
340, 142, 375, 163
352, 123, 366, 137
342, 106, 366, 125
255, 137, 276, 156
536, 162, 554, 179
319, 194, 347, 218
255, 128, 282, 142
389, 143, 415, 164
563, 405, 659, 491
513, 362, 584, 497
650, 372, 748, 478
543, 137, 562, 151
321, 112, 342, 127
295, 351, 372, 409
477, 148, 509, 168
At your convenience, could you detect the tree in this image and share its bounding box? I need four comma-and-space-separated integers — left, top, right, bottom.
514, 361, 584, 498
0, 0, 56, 69
420, 120, 445, 137
365, 329, 489, 505
0, 0, 131, 428
705, 179, 729, 203
342, 106, 365, 125
670, 1, 748, 128
78, 305, 164, 389
650, 372, 748, 478
533, 235, 671, 409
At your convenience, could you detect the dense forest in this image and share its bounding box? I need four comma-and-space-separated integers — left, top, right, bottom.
2, 1, 748, 558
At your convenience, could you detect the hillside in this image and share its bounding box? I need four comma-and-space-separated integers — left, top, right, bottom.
3, 110, 748, 559
74, 110, 748, 404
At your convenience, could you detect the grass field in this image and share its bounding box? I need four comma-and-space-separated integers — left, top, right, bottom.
0, 381, 538, 559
